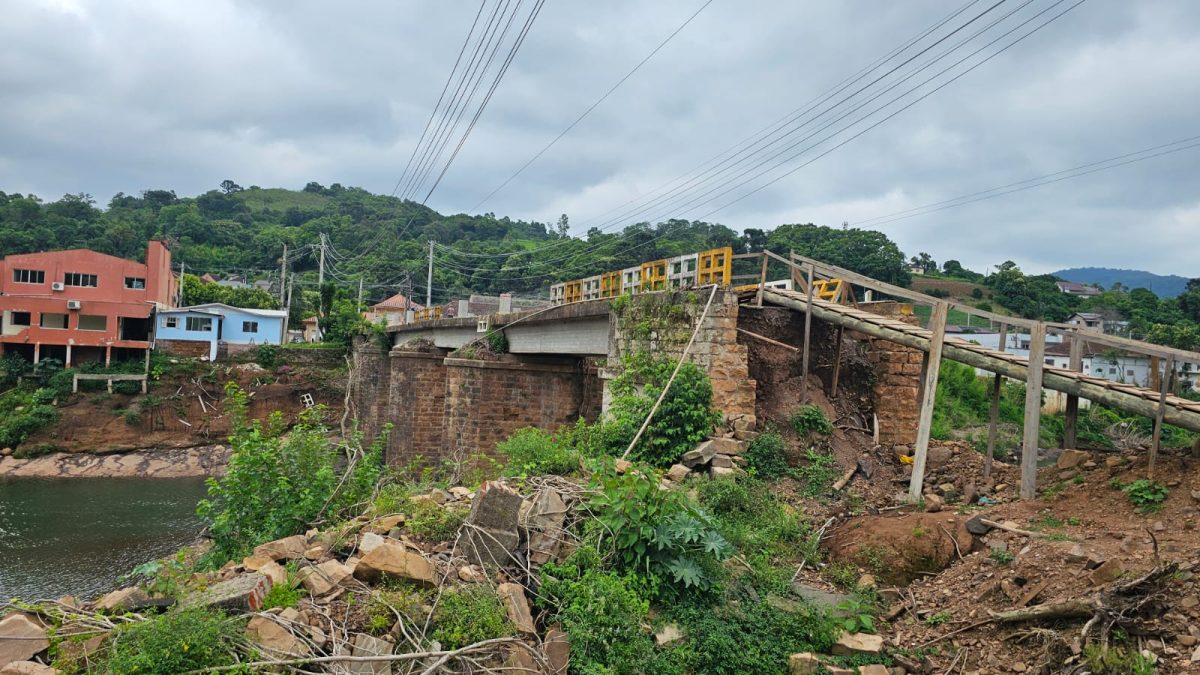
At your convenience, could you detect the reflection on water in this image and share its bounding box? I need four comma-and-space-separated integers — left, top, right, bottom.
0, 477, 208, 600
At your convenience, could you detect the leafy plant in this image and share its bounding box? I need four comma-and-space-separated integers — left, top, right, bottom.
990, 549, 1014, 565
405, 500, 468, 543
924, 611, 952, 626
1121, 479, 1168, 513
196, 383, 385, 564
589, 464, 732, 591
94, 607, 243, 674
485, 330, 508, 354
432, 585, 513, 649
255, 344, 280, 369
789, 405, 832, 436
604, 354, 719, 466
260, 562, 303, 609
834, 598, 877, 634
497, 426, 580, 477
793, 448, 839, 498
743, 427, 790, 479
1082, 645, 1157, 675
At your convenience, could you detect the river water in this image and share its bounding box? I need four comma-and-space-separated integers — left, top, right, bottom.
0, 477, 209, 601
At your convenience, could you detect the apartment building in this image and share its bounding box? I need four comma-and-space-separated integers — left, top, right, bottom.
0, 240, 175, 365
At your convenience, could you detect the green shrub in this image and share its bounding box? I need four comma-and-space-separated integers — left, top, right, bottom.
743, 428, 789, 479
539, 546, 658, 675
793, 449, 839, 498
1121, 479, 1168, 513
405, 500, 468, 543
789, 405, 832, 436
589, 465, 731, 591
197, 383, 385, 564
12, 442, 59, 460
666, 595, 838, 674
697, 476, 814, 571
95, 607, 243, 674
256, 344, 280, 369
604, 354, 719, 466
260, 563, 302, 609
1083, 645, 1157, 675
0, 391, 58, 449
486, 330, 508, 354
432, 585, 513, 649
498, 427, 579, 477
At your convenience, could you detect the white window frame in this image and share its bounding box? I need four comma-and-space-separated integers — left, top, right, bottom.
185, 316, 212, 332
163, 316, 178, 329
12, 269, 44, 284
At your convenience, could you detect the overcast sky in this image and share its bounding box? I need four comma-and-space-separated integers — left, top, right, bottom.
2, 0, 1198, 276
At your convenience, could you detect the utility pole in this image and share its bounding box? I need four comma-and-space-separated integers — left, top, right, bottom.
357, 277, 364, 311
318, 234, 326, 287
279, 243, 288, 307
426, 240, 434, 307
179, 262, 185, 306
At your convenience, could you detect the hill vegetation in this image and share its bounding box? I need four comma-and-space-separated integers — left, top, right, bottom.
1054, 267, 1189, 298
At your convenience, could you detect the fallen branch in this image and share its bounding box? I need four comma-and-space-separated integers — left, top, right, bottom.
831, 465, 857, 491
181, 636, 524, 674
978, 518, 1048, 538
988, 599, 1097, 623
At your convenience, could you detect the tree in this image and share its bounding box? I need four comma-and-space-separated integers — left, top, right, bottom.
910, 252, 936, 274
1178, 279, 1200, 322
556, 214, 570, 238
219, 180, 243, 194
766, 223, 910, 286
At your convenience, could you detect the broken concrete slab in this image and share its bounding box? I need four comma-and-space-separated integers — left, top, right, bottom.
0, 661, 57, 675
545, 625, 570, 675
655, 623, 685, 647
359, 531, 385, 555
354, 542, 437, 586
463, 482, 523, 569
0, 614, 49, 668
526, 488, 567, 566
666, 464, 690, 482
348, 633, 394, 675
1089, 558, 1125, 586
258, 560, 288, 587
497, 583, 536, 635
182, 572, 272, 612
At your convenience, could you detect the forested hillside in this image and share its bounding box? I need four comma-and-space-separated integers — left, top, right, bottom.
1053, 267, 1189, 298
0, 182, 909, 302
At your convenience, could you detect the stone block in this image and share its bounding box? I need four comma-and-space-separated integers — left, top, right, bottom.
354, 542, 437, 586
463, 482, 524, 568
667, 464, 691, 482
526, 488, 567, 566
497, 583, 536, 635
545, 625, 570, 674
348, 633, 393, 675
831, 631, 883, 656
789, 652, 823, 674
182, 573, 271, 612
1057, 449, 1090, 470
0, 614, 48, 668
245, 615, 310, 658
298, 559, 353, 595
254, 535, 308, 561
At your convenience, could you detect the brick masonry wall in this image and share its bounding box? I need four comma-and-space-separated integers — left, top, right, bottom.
854, 301, 922, 445
606, 289, 756, 428
443, 356, 584, 464
156, 339, 211, 359
388, 351, 449, 466
350, 341, 390, 449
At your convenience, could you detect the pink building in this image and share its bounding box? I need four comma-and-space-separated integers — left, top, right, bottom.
0, 240, 175, 366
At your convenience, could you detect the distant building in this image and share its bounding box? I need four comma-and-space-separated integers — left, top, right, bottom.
215, 276, 250, 289
365, 292, 423, 325
1055, 281, 1101, 298
302, 316, 322, 343
0, 240, 175, 366
156, 303, 288, 360
1065, 312, 1103, 330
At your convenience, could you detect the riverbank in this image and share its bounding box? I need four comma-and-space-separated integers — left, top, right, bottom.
0, 444, 229, 478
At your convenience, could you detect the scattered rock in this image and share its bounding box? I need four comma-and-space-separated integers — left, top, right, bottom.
927, 445, 954, 469
354, 542, 437, 586
655, 623, 685, 647
1179, 635, 1198, 647
258, 560, 288, 587
496, 583, 536, 635
545, 625, 570, 675
858, 666, 890, 675
893, 445, 913, 461
857, 574, 877, 589
370, 515, 406, 533
303, 545, 326, 560
614, 459, 633, 474
298, 559, 353, 596
1089, 558, 1125, 586
734, 429, 759, 442
449, 486, 472, 500
711, 454, 734, 469
1181, 596, 1199, 610
1011, 663, 1027, 673
95, 587, 152, 613
788, 652, 823, 674
254, 535, 308, 561
463, 482, 523, 569
182, 573, 272, 611
458, 565, 486, 583
1057, 449, 1090, 470
242, 555, 272, 571
359, 532, 386, 554
831, 631, 883, 656
993, 483, 1009, 494
348, 633, 393, 675
245, 615, 310, 658
666, 464, 690, 482
923, 493, 943, 512
1105, 456, 1123, 468
706, 437, 746, 455
1191, 490, 1200, 503
681, 443, 717, 467
0, 614, 49, 668
711, 466, 736, 477
1152, 521, 1166, 533
966, 514, 993, 536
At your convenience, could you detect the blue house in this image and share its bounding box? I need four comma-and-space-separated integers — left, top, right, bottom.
155, 303, 287, 360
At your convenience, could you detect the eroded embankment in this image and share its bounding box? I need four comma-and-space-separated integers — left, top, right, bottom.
0, 444, 229, 478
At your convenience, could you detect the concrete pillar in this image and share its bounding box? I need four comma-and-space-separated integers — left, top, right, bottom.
499, 293, 513, 314
105, 346, 112, 366
457, 299, 470, 317
33, 343, 40, 363
65, 344, 72, 367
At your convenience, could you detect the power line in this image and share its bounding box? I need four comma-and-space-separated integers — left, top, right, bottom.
853, 135, 1200, 227
467, 0, 718, 212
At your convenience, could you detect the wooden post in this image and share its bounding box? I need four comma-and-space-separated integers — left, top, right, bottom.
830, 325, 845, 398
755, 252, 769, 307
1148, 355, 1174, 478
800, 263, 815, 404
909, 302, 948, 503
985, 322, 1009, 481
1063, 336, 1083, 449
1149, 355, 1161, 392
1020, 322, 1047, 500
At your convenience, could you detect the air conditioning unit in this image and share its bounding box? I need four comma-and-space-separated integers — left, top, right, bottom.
51, 282, 65, 291
66, 300, 82, 310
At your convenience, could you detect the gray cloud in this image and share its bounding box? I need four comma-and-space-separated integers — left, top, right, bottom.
1, 0, 1197, 277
